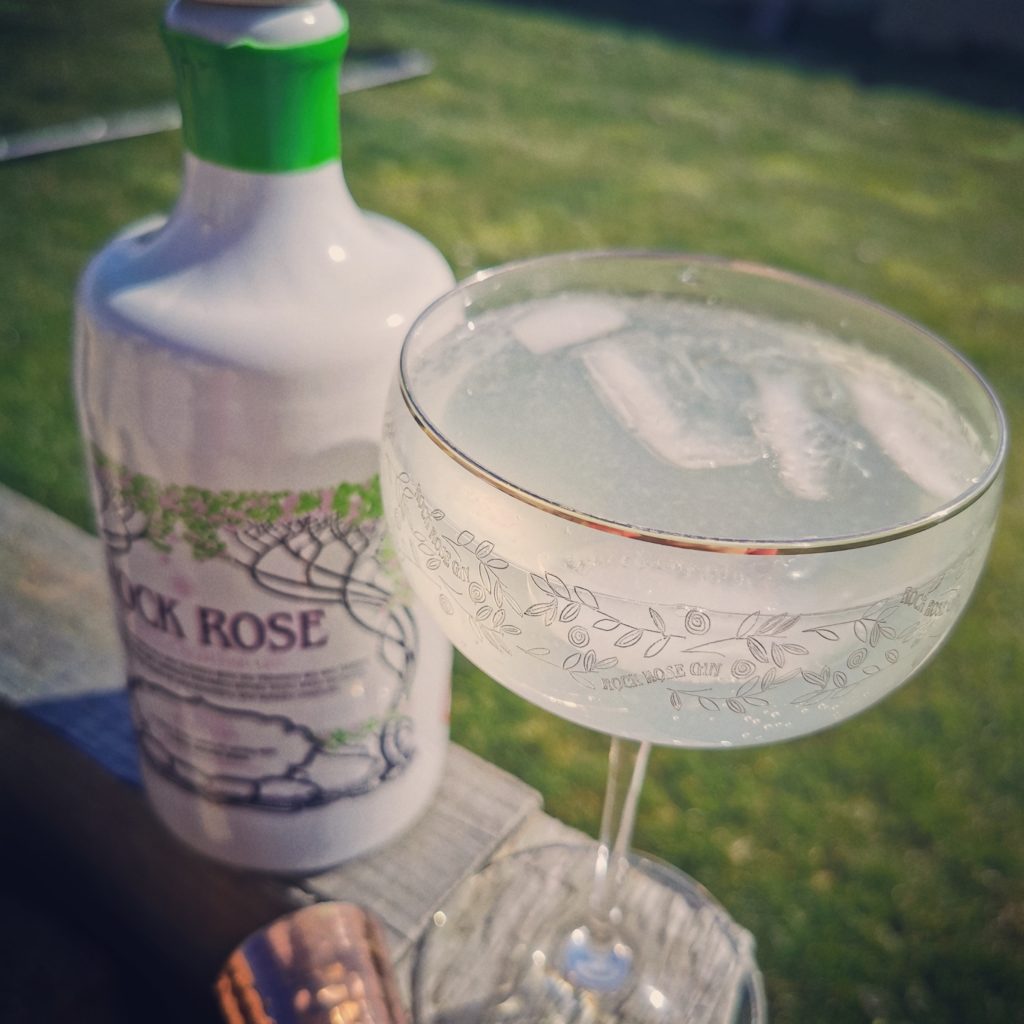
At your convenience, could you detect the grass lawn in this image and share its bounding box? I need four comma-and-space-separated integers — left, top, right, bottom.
2, 1, 1022, 1021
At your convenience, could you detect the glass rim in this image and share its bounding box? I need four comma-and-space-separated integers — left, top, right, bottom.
398, 250, 1008, 555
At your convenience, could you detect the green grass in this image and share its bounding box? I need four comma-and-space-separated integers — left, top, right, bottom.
2, 1, 1023, 1020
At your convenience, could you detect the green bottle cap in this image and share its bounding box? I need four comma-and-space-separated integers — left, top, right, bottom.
162, 10, 349, 173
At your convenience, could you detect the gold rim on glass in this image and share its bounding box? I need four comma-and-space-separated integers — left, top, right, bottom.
399, 251, 1007, 556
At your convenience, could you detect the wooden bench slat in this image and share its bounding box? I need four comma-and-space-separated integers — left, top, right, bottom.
0, 482, 543, 984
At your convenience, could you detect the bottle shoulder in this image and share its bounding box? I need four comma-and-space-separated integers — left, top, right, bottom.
77, 198, 454, 373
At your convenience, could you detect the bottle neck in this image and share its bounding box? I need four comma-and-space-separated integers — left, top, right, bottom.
162, 1, 349, 174
174, 152, 360, 235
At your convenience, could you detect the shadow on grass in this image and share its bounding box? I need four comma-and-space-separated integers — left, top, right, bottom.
478, 0, 1024, 115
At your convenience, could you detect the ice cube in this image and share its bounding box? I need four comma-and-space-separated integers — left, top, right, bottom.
511, 297, 628, 354
581, 337, 761, 470
751, 370, 831, 502
845, 365, 975, 501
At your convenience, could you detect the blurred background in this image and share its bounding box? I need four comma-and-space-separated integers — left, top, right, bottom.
1, 1, 1021, 1021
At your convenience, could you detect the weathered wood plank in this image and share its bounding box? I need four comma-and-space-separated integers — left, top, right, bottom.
0, 483, 542, 982
0, 485, 124, 703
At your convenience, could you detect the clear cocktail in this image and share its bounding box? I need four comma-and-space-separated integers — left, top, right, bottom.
381, 253, 1006, 1023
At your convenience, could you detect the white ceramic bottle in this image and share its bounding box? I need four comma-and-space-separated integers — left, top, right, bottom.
73, 0, 454, 872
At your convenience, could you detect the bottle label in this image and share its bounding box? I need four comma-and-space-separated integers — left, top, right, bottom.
92, 447, 421, 812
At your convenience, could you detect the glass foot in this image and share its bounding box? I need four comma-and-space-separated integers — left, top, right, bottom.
561, 923, 633, 993
413, 843, 766, 1024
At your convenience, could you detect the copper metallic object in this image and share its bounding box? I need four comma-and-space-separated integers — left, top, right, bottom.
217, 903, 408, 1024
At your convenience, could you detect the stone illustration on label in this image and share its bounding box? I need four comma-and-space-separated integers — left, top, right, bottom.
92, 448, 419, 811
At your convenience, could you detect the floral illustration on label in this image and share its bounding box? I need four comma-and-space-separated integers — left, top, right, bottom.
92, 447, 419, 812
388, 464, 977, 734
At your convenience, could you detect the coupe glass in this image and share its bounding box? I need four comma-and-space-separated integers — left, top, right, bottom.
380, 252, 1006, 1023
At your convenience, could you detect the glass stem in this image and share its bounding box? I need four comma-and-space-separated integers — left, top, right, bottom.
588, 737, 651, 943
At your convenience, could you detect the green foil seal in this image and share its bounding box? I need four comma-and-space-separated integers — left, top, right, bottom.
162, 15, 349, 173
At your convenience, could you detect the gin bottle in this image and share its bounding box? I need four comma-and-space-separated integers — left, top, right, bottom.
73, 0, 454, 871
